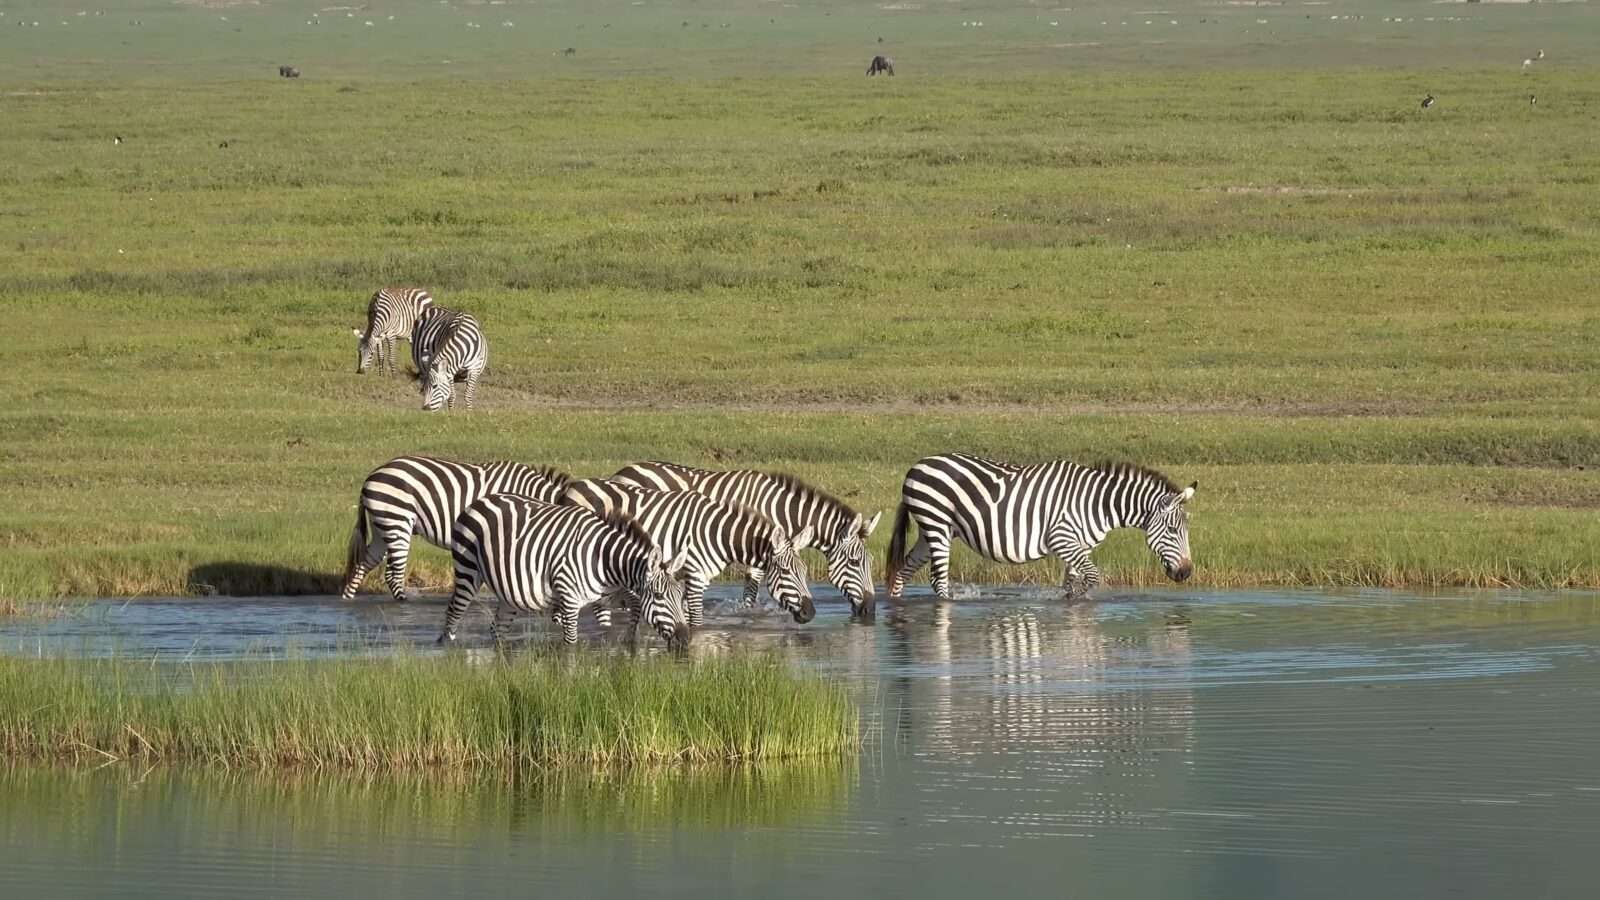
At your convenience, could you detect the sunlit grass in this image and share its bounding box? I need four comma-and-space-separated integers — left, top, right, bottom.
0, 651, 859, 768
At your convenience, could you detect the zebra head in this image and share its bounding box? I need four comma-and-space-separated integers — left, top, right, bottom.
825, 511, 882, 618
352, 328, 376, 373
417, 365, 453, 410
637, 546, 693, 651
1144, 483, 1196, 583
763, 524, 817, 624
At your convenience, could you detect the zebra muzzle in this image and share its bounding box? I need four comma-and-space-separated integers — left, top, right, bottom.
1166, 559, 1194, 583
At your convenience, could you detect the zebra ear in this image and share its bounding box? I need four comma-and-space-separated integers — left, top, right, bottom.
646, 544, 664, 570
668, 548, 692, 575
790, 524, 816, 552
1178, 483, 1197, 504
862, 511, 883, 537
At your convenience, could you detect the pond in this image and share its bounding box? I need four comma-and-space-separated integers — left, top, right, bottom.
3, 587, 1599, 899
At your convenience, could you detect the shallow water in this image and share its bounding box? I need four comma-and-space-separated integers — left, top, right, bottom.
4, 587, 1599, 898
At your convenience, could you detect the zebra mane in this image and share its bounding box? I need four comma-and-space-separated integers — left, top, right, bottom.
760, 472, 858, 519
1090, 460, 1180, 495
527, 465, 571, 491
599, 509, 658, 553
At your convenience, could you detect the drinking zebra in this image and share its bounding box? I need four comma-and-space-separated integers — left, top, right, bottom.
352, 287, 433, 375
441, 496, 692, 649
886, 453, 1195, 601
341, 455, 570, 604
610, 462, 882, 619
559, 479, 815, 627
410, 307, 487, 410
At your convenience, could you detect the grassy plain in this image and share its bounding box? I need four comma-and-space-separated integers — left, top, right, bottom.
2, 0, 1599, 605
0, 651, 858, 767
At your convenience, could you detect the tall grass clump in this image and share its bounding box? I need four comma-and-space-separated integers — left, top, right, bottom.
0, 651, 858, 769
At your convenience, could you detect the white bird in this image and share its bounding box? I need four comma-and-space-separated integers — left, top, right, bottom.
1523, 59, 1533, 70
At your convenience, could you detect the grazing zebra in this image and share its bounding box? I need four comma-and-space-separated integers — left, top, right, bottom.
352, 287, 434, 375
410, 307, 487, 411
610, 461, 882, 619
559, 479, 815, 627
867, 55, 894, 77
886, 454, 1195, 602
341, 455, 570, 604
442, 496, 692, 649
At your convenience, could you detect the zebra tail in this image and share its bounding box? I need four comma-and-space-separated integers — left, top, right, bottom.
885, 501, 911, 583
343, 504, 369, 589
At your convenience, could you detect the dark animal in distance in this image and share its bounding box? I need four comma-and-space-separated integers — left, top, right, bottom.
1420, 94, 1435, 109
278, 65, 300, 78
563, 47, 576, 56
867, 55, 894, 77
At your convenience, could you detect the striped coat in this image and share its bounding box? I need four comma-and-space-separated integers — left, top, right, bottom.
341, 455, 569, 603
886, 453, 1195, 601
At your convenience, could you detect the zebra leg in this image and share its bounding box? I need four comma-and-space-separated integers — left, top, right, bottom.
742, 567, 763, 607
555, 600, 580, 645
684, 579, 707, 627
381, 530, 414, 602
591, 594, 615, 629
1057, 546, 1099, 600
925, 529, 953, 601
465, 368, 481, 410
438, 567, 482, 643
385, 337, 398, 375
890, 535, 931, 599
489, 603, 517, 648
340, 530, 385, 601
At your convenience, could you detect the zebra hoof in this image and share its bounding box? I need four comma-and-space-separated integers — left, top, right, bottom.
436, 632, 456, 645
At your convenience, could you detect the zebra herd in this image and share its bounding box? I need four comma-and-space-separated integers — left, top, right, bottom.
351, 287, 488, 411
341, 451, 1196, 649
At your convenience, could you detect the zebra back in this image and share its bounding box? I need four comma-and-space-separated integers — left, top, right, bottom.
611, 463, 861, 551
445, 495, 689, 647
559, 479, 784, 575
359, 455, 568, 550
409, 305, 461, 373
364, 287, 433, 342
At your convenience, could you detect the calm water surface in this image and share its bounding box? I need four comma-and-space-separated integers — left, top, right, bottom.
3, 587, 1599, 899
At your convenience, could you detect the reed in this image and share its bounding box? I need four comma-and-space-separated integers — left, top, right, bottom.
0, 651, 859, 769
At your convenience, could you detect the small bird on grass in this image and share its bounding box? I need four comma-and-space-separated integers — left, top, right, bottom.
1529, 94, 1537, 106
113, 135, 123, 144
1420, 94, 1435, 109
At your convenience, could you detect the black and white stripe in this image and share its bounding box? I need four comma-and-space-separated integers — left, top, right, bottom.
342, 455, 569, 603
352, 287, 433, 375
410, 306, 488, 410
611, 462, 882, 618
886, 453, 1195, 601
559, 479, 816, 627
441, 496, 691, 649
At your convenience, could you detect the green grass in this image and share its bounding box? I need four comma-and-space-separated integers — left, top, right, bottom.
0, 651, 859, 768
3, 1, 1599, 606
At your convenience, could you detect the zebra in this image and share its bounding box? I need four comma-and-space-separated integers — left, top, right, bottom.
409, 306, 487, 411
559, 479, 815, 627
885, 454, 1195, 602
341, 455, 570, 604
610, 461, 882, 619
441, 496, 692, 649
352, 287, 433, 375
867, 55, 894, 77
279, 65, 301, 78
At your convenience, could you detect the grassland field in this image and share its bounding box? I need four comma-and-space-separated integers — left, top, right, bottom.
2, 0, 1599, 609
